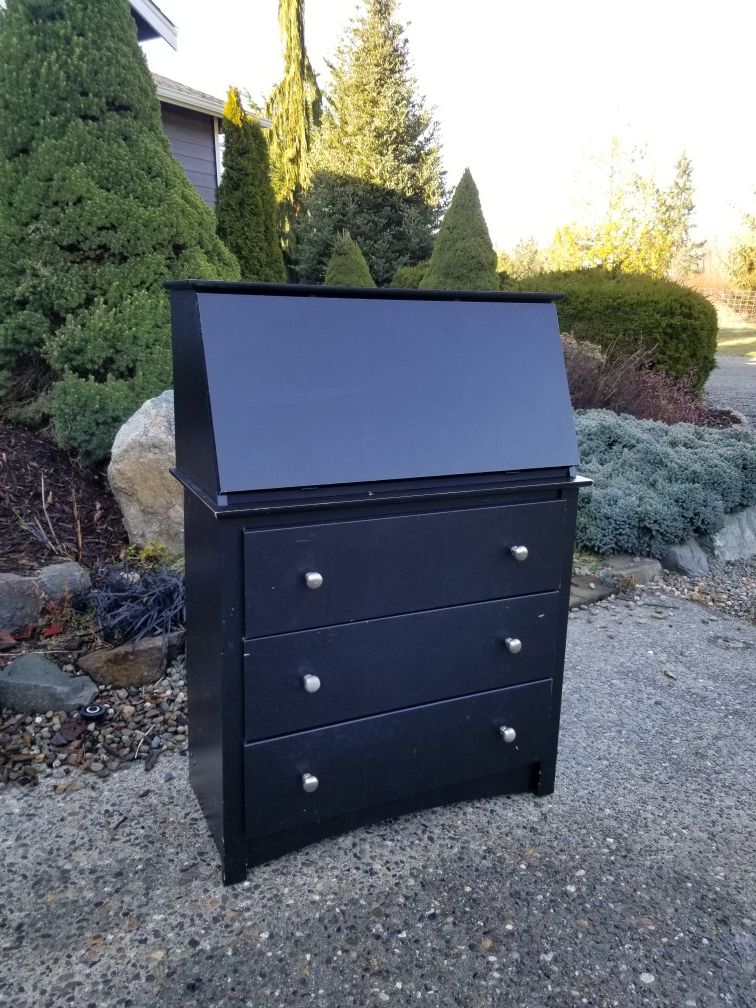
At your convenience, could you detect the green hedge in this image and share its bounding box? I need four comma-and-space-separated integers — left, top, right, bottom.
575, 410, 756, 557
522, 269, 717, 389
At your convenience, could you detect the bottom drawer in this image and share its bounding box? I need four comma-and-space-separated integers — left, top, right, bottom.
244, 679, 553, 837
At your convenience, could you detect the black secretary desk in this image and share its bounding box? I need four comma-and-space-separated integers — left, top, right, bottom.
167, 280, 589, 885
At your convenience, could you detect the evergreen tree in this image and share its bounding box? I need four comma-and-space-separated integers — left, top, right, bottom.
295, 0, 444, 285
660, 154, 704, 279
264, 0, 321, 259
420, 169, 498, 291
217, 88, 286, 282
0, 0, 239, 464
546, 143, 702, 279
324, 231, 375, 286
726, 201, 756, 289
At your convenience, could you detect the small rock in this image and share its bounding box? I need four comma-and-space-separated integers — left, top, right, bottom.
661, 540, 710, 578
639, 973, 655, 985
77, 631, 185, 688
604, 555, 663, 586
0, 654, 98, 713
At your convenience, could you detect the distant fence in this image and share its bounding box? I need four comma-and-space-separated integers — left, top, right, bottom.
694, 286, 756, 322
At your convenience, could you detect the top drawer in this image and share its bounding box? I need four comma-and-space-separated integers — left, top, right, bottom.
244, 500, 566, 637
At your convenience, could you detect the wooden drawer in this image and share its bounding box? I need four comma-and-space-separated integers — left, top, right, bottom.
244, 679, 553, 837
243, 592, 559, 740
244, 500, 566, 636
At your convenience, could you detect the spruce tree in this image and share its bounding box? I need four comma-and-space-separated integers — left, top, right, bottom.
217, 88, 286, 282
420, 169, 498, 291
295, 0, 444, 285
264, 0, 321, 260
0, 0, 239, 464
324, 232, 375, 287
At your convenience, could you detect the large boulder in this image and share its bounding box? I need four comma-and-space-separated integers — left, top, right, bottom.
0, 654, 98, 712
108, 390, 183, 555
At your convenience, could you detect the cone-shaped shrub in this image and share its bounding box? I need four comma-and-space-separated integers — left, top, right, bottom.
420, 169, 498, 291
324, 232, 376, 287
0, 0, 239, 464
217, 88, 286, 282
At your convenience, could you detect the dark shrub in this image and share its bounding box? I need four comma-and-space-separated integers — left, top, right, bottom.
561, 336, 729, 426
524, 269, 717, 388
89, 562, 184, 645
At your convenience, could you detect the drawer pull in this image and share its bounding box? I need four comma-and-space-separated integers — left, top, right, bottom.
504, 637, 522, 654
302, 674, 321, 693
301, 773, 319, 793
499, 725, 517, 744
510, 545, 529, 562
304, 571, 324, 590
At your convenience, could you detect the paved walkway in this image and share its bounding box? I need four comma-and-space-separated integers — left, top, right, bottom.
1, 591, 754, 1008
705, 352, 756, 426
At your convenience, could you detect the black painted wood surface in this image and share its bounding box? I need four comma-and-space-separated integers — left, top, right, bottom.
244, 679, 553, 836
244, 501, 566, 636
243, 593, 559, 740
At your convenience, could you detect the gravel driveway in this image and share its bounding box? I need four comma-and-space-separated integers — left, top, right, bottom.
705, 352, 756, 426
1, 591, 754, 1008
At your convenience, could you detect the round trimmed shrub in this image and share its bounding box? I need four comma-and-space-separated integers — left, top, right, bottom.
575, 410, 756, 557
522, 269, 717, 388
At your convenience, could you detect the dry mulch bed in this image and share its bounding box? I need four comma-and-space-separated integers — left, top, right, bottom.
0, 418, 128, 573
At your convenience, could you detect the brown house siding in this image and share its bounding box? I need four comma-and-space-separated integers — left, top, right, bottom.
160, 104, 218, 208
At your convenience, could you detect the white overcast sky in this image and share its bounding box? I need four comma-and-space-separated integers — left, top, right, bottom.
144, 0, 756, 252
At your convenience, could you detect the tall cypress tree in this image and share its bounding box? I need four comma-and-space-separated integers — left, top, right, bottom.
295, 0, 444, 285
217, 88, 286, 282
420, 169, 498, 291
0, 0, 239, 464
264, 0, 321, 260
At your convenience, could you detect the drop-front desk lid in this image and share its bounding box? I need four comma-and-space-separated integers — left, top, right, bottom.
167, 281, 579, 498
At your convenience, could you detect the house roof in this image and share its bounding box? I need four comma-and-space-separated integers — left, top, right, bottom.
153, 74, 273, 127
131, 0, 177, 49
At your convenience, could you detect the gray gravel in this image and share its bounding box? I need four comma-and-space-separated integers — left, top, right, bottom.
705, 352, 756, 426
1, 591, 754, 1008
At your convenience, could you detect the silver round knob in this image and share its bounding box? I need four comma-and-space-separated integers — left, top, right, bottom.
301, 773, 319, 793
304, 571, 323, 590
510, 545, 529, 562
499, 726, 517, 744
302, 674, 321, 693
504, 637, 522, 654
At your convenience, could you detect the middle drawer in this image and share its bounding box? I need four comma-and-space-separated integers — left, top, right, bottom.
244, 592, 559, 740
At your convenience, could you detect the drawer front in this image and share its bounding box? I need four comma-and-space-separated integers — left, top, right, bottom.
244, 500, 566, 636
244, 679, 553, 836
244, 593, 559, 740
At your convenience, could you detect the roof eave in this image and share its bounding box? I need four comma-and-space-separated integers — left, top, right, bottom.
154, 79, 273, 127
131, 0, 178, 50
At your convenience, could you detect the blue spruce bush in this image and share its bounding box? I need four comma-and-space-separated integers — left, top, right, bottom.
575, 411, 756, 557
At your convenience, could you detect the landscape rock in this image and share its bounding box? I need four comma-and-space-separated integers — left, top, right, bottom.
35, 562, 91, 599
603, 554, 663, 586
0, 653, 98, 712
0, 572, 38, 630
0, 562, 91, 631
107, 390, 183, 555
660, 539, 710, 578
702, 503, 756, 562
77, 630, 185, 688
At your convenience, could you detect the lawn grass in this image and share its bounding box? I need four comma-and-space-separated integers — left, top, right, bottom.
717, 326, 756, 359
